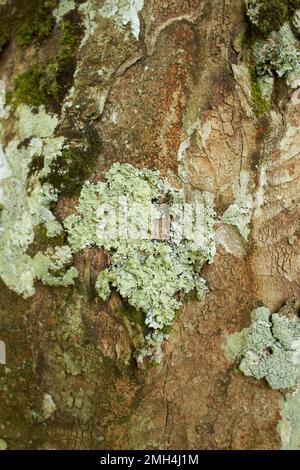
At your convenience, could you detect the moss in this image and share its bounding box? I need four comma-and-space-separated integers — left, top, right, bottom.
15, 1, 56, 47
250, 66, 270, 115
116, 304, 145, 328
44, 146, 98, 195
12, 17, 82, 110
14, 66, 49, 107
0, 0, 56, 51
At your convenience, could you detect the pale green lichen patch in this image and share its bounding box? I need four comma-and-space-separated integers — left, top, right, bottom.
226, 306, 300, 390
65, 163, 216, 362
224, 328, 250, 363
53, 0, 76, 23
222, 203, 252, 240
278, 388, 300, 449
0, 100, 77, 297
221, 171, 254, 240
253, 23, 299, 78
34, 246, 77, 287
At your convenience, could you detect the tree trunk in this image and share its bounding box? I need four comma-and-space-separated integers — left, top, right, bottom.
0, 0, 299, 450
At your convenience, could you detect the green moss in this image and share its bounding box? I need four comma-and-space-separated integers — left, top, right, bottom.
116, 304, 145, 328
14, 66, 49, 107
12, 18, 81, 110
16, 1, 56, 47
0, 0, 56, 51
250, 66, 270, 115
44, 146, 98, 195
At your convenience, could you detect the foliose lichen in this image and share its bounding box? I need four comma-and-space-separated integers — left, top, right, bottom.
226, 306, 300, 390
53, 0, 76, 23
0, 96, 78, 297
64, 162, 216, 362
100, 0, 144, 40
253, 23, 299, 78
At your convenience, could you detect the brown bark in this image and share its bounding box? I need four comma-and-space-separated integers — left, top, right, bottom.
0, 0, 299, 449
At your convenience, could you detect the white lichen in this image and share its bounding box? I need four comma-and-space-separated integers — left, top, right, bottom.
53, 0, 75, 23
41, 393, 57, 420
226, 306, 300, 390
100, 0, 144, 40
0, 101, 77, 297
253, 23, 299, 78
79, 0, 97, 48
222, 170, 254, 240
65, 162, 216, 360
245, 0, 262, 28
33, 246, 77, 287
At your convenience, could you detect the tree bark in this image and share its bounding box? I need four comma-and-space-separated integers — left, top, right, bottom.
0, 0, 299, 450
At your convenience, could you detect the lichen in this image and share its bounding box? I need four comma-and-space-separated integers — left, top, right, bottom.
41, 393, 57, 420
221, 171, 254, 240
224, 328, 250, 363
245, 0, 289, 36
226, 306, 300, 390
0, 99, 78, 297
278, 388, 300, 449
53, 0, 75, 23
253, 23, 299, 78
65, 162, 216, 362
100, 0, 144, 40
33, 246, 77, 286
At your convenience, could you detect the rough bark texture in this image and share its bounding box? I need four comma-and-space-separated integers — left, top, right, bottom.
0, 0, 300, 450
